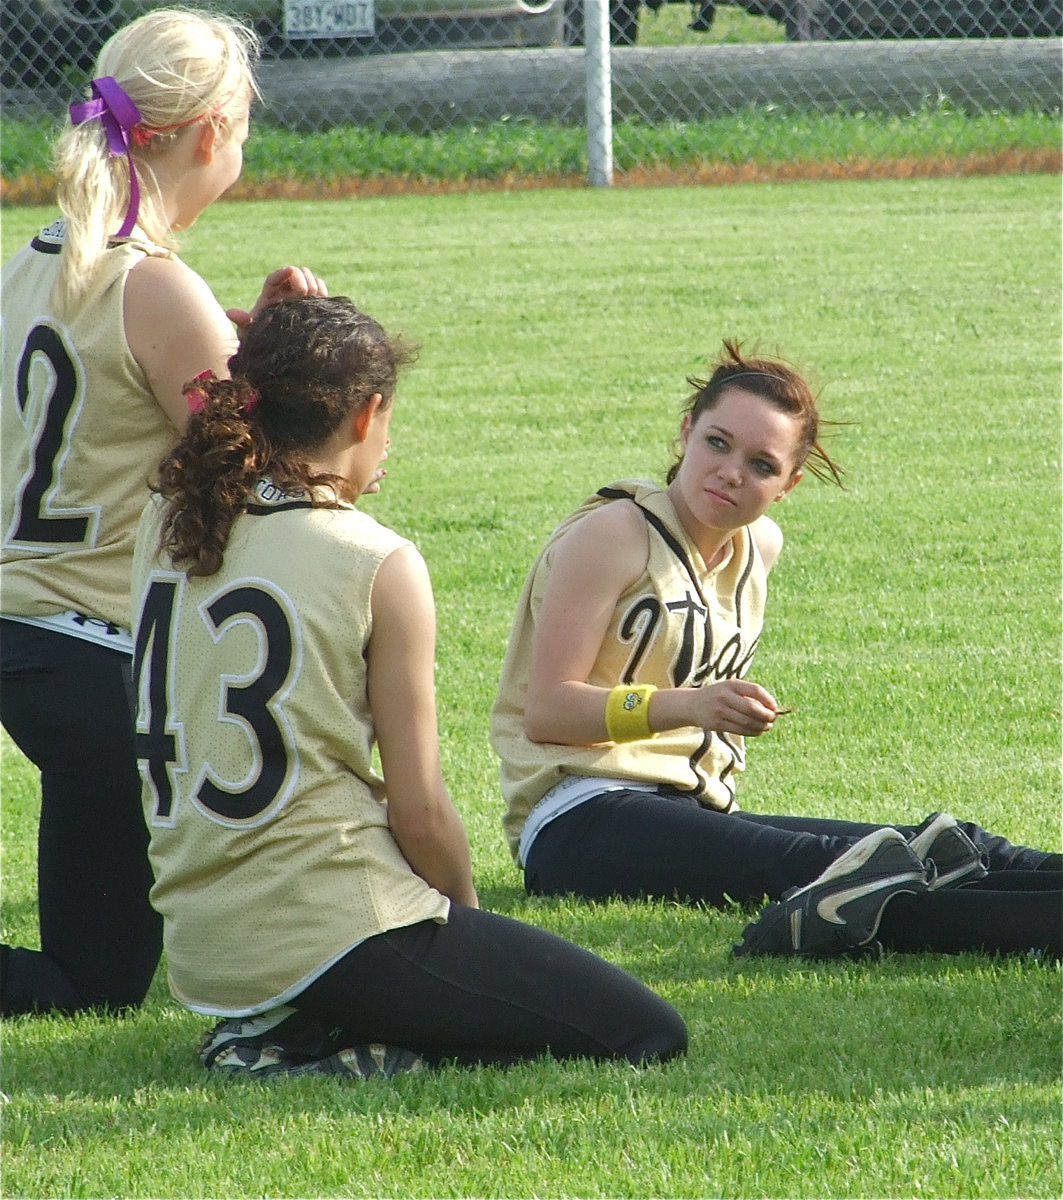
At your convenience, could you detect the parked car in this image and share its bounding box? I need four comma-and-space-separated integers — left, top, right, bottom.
564, 0, 1061, 45
2, 0, 564, 91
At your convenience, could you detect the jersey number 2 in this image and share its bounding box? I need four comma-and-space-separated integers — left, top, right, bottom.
7, 323, 97, 549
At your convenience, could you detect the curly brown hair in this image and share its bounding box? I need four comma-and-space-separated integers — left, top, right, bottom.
666, 340, 844, 488
153, 296, 418, 577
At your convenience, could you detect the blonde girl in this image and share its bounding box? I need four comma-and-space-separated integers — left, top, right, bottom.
0, 8, 326, 1016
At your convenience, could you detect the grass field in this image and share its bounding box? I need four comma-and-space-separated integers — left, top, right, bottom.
1, 172, 1061, 1198
4, 106, 1059, 200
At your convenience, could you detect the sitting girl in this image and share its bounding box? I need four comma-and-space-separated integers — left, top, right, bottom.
491, 342, 1060, 961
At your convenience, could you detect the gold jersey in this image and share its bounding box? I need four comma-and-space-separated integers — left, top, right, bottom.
492, 480, 768, 861
1, 221, 177, 629
131, 483, 450, 1015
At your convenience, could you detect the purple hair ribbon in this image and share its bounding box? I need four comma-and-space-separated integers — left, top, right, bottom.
69, 76, 143, 239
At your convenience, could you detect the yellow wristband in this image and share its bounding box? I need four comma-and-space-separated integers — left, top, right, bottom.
605, 684, 658, 743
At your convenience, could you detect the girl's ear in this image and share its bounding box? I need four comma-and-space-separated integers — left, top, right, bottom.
678, 412, 692, 450
351, 393, 384, 442
775, 469, 803, 501
194, 120, 219, 164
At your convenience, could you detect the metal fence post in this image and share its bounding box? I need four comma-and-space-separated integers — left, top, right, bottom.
584, 0, 614, 187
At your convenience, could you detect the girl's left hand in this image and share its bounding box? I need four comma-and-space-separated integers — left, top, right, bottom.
226, 265, 329, 331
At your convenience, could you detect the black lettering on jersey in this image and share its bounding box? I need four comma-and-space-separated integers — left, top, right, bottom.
715, 732, 743, 802
196, 583, 300, 823
6, 322, 98, 549
684, 729, 740, 809
665, 591, 708, 687
632, 500, 747, 688
713, 632, 759, 681
693, 630, 760, 688
617, 596, 661, 683
691, 629, 712, 686
686, 730, 715, 801
694, 536, 759, 686
134, 575, 300, 827
134, 574, 187, 823
636, 501, 760, 689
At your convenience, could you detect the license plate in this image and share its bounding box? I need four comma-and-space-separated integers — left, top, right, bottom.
284, 1, 375, 38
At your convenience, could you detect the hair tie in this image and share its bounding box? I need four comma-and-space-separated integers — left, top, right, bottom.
69, 76, 143, 239
132, 109, 221, 147
184, 372, 260, 416
184, 369, 215, 414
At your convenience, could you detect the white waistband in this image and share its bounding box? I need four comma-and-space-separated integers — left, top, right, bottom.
517, 774, 658, 867
2, 611, 134, 653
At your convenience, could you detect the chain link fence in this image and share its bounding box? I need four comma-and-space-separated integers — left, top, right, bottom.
2, 1, 1061, 191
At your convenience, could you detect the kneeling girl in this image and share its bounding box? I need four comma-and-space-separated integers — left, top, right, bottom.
132, 296, 686, 1076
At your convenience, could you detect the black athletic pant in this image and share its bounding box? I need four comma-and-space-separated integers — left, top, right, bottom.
524, 790, 1062, 958
294, 904, 688, 1068
0, 621, 162, 1015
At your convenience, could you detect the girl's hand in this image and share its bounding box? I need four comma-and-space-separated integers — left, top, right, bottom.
361, 468, 386, 495
226, 265, 329, 331
684, 678, 782, 737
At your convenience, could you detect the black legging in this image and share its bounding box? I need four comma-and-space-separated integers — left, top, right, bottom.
294, 904, 688, 1067
0, 620, 162, 1014
524, 790, 1062, 958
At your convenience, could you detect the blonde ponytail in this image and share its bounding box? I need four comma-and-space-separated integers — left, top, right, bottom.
52, 7, 258, 316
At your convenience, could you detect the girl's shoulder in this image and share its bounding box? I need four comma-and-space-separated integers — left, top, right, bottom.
551, 478, 660, 540
584, 493, 648, 532
123, 252, 220, 331
750, 513, 784, 572
544, 490, 651, 600
125, 249, 200, 291
555, 488, 650, 553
